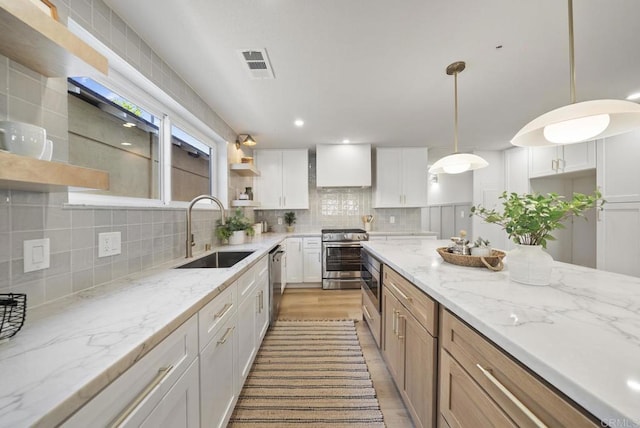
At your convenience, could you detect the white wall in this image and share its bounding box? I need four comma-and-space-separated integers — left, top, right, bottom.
472, 151, 507, 250
427, 171, 473, 205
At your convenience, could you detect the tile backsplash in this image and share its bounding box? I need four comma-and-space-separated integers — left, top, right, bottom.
0, 189, 219, 309
255, 153, 423, 233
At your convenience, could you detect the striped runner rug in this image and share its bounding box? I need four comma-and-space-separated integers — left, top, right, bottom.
228, 320, 385, 427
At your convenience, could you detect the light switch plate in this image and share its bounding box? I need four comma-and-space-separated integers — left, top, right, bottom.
389, 216, 395, 224
24, 238, 50, 273
99, 232, 121, 257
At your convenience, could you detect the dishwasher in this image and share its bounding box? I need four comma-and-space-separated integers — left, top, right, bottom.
269, 245, 285, 325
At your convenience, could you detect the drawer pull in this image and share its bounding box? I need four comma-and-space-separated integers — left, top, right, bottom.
217, 326, 235, 346
476, 364, 548, 428
214, 303, 233, 320
389, 282, 413, 303
109, 365, 174, 428
362, 304, 372, 320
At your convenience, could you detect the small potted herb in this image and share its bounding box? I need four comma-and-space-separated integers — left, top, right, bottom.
216, 208, 254, 245
471, 237, 492, 257
284, 211, 296, 233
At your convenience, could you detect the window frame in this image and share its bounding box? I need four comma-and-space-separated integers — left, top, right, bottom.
66, 19, 228, 209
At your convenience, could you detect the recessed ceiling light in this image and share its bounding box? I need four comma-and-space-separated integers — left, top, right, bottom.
123, 122, 136, 128
294, 119, 304, 127
121, 142, 132, 146
342, 139, 350, 144
627, 92, 640, 101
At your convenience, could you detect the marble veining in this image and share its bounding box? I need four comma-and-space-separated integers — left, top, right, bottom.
0, 234, 285, 428
363, 239, 640, 427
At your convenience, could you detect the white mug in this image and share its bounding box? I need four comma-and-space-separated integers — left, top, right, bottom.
0, 121, 48, 159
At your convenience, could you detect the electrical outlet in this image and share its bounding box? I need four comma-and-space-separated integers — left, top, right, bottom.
389, 216, 395, 224
99, 232, 121, 257
277, 217, 283, 225
460, 210, 465, 218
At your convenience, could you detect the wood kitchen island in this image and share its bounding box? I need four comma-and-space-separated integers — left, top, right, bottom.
362, 238, 640, 428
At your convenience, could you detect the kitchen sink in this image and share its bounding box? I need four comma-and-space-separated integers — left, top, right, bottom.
175, 251, 254, 269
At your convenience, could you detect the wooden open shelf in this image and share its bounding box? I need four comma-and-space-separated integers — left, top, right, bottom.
0, 151, 109, 192
230, 163, 260, 177
0, 0, 108, 77
231, 199, 260, 208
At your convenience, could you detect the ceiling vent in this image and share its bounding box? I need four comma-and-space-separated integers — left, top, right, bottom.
237, 48, 275, 79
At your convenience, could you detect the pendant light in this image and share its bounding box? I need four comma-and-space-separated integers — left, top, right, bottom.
511, 0, 640, 147
429, 61, 489, 175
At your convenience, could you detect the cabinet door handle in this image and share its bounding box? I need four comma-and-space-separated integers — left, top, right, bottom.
260, 290, 264, 312
213, 303, 233, 320
392, 309, 398, 336
551, 159, 556, 171
109, 365, 174, 428
217, 326, 235, 346
363, 304, 371, 320
558, 158, 565, 170
397, 314, 406, 340
389, 282, 413, 303
256, 293, 261, 313
476, 364, 548, 428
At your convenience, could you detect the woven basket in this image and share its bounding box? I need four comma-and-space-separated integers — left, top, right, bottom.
436, 247, 505, 271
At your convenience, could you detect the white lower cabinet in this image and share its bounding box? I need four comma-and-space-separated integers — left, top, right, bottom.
62, 316, 200, 427
237, 256, 270, 386
286, 237, 322, 284
200, 315, 238, 428
140, 359, 200, 428
64, 255, 271, 428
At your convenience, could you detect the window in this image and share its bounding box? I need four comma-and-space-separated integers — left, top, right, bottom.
68, 77, 161, 200
171, 125, 211, 201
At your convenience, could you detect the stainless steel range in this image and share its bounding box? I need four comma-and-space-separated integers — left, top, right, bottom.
322, 228, 369, 289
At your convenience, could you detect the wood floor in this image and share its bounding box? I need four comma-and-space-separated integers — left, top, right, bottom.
278, 288, 415, 428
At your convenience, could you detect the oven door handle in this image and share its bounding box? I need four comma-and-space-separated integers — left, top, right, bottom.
323, 243, 363, 248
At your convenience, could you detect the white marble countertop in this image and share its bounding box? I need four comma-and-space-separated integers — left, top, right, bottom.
0, 233, 286, 428
367, 231, 437, 236
362, 239, 640, 427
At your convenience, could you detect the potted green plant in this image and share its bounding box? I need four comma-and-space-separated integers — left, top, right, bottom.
471, 190, 603, 285
216, 208, 254, 245
284, 211, 296, 233
470, 237, 491, 257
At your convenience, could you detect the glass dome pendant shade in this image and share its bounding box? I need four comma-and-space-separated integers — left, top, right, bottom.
429, 61, 489, 175
511, 0, 640, 147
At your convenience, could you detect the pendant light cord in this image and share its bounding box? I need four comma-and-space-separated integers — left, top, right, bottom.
453, 70, 459, 153
568, 0, 576, 104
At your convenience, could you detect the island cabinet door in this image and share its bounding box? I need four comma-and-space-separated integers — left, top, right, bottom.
382, 287, 404, 386
402, 308, 437, 428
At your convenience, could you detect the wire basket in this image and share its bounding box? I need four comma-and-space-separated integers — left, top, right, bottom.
0, 293, 27, 341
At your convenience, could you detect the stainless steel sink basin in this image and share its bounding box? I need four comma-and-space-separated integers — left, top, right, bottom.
176, 251, 254, 269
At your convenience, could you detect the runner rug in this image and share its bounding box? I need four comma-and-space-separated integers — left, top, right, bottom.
228, 320, 385, 427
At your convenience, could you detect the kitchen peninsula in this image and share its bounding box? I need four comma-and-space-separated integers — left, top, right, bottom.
362, 238, 640, 427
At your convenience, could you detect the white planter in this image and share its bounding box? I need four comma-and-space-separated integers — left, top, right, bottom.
506, 244, 553, 286
228, 230, 245, 245
471, 247, 491, 257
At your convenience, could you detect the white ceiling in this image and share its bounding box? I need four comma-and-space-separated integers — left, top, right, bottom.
103, 0, 640, 152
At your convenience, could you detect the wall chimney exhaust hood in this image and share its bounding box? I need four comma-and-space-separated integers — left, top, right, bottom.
316, 144, 371, 187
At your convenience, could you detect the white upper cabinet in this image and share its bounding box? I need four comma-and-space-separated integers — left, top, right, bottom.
374, 147, 428, 208
316, 144, 371, 187
504, 147, 529, 194
529, 141, 595, 178
597, 130, 640, 203
254, 149, 308, 209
